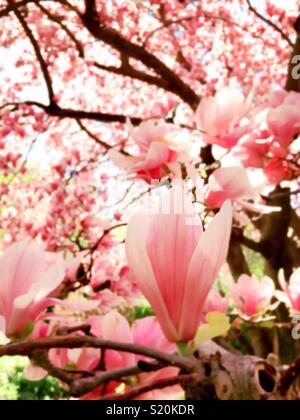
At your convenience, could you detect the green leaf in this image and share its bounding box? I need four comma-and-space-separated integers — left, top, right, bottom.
19, 323, 34, 340
192, 312, 230, 349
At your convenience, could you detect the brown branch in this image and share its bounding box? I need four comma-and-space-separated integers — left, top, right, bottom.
93, 61, 168, 90
38, 103, 142, 125
0, 335, 191, 370
227, 236, 251, 279
90, 223, 127, 254
36, 3, 84, 58
246, 0, 293, 47
30, 350, 74, 385
13, 7, 55, 105
70, 365, 143, 397
231, 229, 265, 254
0, 0, 79, 18
81, 0, 199, 109
6, 100, 143, 125
76, 120, 113, 150
100, 374, 192, 400
277, 357, 300, 399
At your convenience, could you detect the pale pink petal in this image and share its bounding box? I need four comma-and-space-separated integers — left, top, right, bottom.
25, 364, 48, 381
34, 262, 66, 301
101, 311, 135, 368
0, 315, 6, 334
133, 317, 176, 357
108, 149, 139, 171
206, 167, 255, 208
142, 141, 170, 170
179, 201, 232, 340
0, 242, 45, 312
145, 186, 203, 336
126, 214, 178, 342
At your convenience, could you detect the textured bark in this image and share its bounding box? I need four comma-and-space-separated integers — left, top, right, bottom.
183, 342, 277, 400
254, 187, 294, 282
227, 238, 250, 280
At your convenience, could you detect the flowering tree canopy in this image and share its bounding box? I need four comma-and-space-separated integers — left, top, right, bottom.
0, 0, 299, 400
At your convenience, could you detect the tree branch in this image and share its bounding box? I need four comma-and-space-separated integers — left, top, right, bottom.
81, 0, 200, 109
246, 0, 293, 47
2, 100, 143, 125
231, 229, 265, 254
36, 3, 84, 58
30, 350, 74, 385
76, 120, 113, 150
13, 7, 55, 105
0, 335, 191, 370
70, 365, 144, 397
99, 374, 191, 400
93, 61, 168, 90
0, 0, 79, 18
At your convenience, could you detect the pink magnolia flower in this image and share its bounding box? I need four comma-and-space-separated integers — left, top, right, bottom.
195, 87, 251, 148
202, 289, 228, 315
89, 311, 135, 370
126, 186, 232, 342
233, 133, 270, 168
231, 274, 275, 318
276, 269, 300, 312
109, 120, 180, 183
43, 313, 181, 400
267, 105, 300, 148
132, 316, 181, 400
205, 167, 256, 209
0, 241, 65, 337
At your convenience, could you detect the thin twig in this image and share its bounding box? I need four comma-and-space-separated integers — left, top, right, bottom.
14, 8, 55, 104
99, 374, 192, 400
246, 0, 293, 47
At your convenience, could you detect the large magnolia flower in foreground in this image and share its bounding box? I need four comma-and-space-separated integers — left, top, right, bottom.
0, 242, 65, 337
126, 186, 232, 342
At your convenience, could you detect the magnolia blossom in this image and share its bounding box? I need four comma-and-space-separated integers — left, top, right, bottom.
195, 87, 251, 148
85, 313, 182, 400
267, 91, 300, 148
0, 241, 65, 337
28, 313, 181, 400
231, 274, 275, 318
109, 120, 182, 183
205, 167, 256, 208
276, 269, 300, 312
202, 289, 229, 315
126, 185, 232, 342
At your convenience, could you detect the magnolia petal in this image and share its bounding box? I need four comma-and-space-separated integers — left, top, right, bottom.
0, 242, 45, 308
33, 263, 65, 302
179, 200, 232, 340
0, 315, 6, 334
126, 214, 178, 342
108, 149, 139, 171
25, 364, 48, 382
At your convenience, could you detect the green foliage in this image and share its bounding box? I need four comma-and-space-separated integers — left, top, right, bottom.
133, 302, 154, 320
242, 225, 265, 279
0, 357, 66, 400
